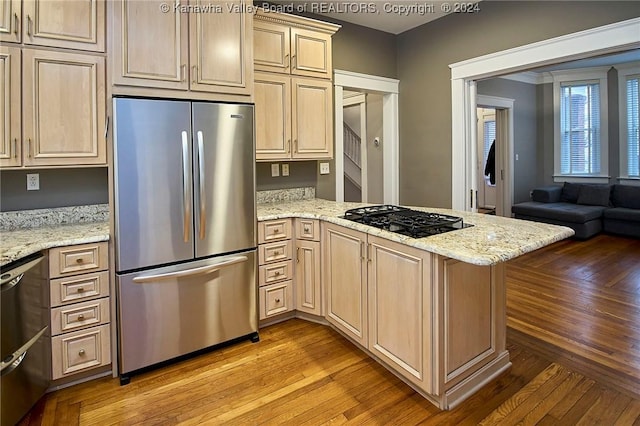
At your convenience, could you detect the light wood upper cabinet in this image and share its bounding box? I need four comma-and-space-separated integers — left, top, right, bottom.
290, 27, 331, 79
0, 45, 20, 167
112, 0, 188, 90
189, 0, 252, 95
255, 72, 290, 159
255, 73, 332, 160
22, 49, 106, 166
323, 223, 368, 347
112, 0, 253, 98
292, 77, 332, 159
0, 0, 21, 43
253, 20, 289, 74
22, 0, 105, 52
254, 11, 336, 79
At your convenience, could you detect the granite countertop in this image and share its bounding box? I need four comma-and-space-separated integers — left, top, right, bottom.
0, 221, 110, 267
257, 199, 574, 266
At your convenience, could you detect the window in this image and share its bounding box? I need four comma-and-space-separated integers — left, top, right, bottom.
553, 69, 608, 182
626, 76, 639, 177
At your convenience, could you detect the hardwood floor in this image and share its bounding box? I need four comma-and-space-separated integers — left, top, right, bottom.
20, 234, 640, 425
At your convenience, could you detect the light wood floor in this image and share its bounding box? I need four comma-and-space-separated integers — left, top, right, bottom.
20, 234, 640, 425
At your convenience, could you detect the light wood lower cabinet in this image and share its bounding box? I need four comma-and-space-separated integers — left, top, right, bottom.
322, 222, 508, 408
323, 223, 368, 346
367, 235, 433, 393
294, 218, 321, 316
49, 242, 111, 381
258, 219, 295, 321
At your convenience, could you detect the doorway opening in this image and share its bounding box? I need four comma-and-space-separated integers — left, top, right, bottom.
334, 70, 399, 204
477, 107, 497, 214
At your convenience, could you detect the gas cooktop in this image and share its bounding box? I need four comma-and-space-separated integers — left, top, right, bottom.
342, 205, 471, 238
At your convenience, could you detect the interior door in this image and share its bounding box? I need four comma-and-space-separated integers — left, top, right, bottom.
192, 102, 256, 258
113, 98, 193, 272
477, 108, 496, 210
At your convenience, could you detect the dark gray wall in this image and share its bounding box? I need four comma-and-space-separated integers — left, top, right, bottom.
477, 78, 538, 204
256, 162, 318, 191
0, 168, 109, 212
397, 1, 640, 208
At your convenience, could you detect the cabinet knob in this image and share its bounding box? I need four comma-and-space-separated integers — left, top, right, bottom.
275, 298, 281, 303
273, 251, 280, 256
273, 228, 280, 234
78, 314, 85, 321
274, 271, 281, 276
304, 227, 310, 233
78, 349, 86, 356
76, 258, 84, 264
77, 287, 85, 293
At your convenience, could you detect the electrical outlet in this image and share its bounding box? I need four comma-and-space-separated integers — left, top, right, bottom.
271, 163, 280, 177
282, 163, 290, 176
26, 173, 40, 191
319, 162, 330, 175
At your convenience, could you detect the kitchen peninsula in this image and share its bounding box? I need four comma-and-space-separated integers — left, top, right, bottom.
256, 198, 573, 409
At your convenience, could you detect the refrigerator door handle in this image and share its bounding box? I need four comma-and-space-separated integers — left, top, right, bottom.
197, 130, 206, 240
181, 131, 191, 242
132, 255, 249, 283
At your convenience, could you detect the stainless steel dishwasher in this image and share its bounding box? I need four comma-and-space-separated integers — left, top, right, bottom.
1, 252, 51, 426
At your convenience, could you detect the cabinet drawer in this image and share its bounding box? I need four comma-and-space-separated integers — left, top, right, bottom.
258, 219, 292, 243
295, 218, 320, 241
259, 280, 294, 319
50, 271, 109, 306
259, 240, 293, 265
259, 260, 293, 286
50, 242, 109, 278
51, 324, 111, 379
50, 298, 110, 336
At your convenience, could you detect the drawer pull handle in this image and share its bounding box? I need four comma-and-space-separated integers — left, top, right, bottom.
13, 13, 19, 35
274, 271, 281, 276
275, 298, 281, 303
273, 251, 280, 256
77, 288, 85, 293
77, 314, 85, 321
78, 349, 86, 356
76, 258, 84, 264
273, 229, 280, 234
304, 227, 310, 233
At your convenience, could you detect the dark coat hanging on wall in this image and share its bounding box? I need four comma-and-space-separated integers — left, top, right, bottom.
484, 140, 496, 185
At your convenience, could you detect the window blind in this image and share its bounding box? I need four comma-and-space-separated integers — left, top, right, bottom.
560, 82, 601, 175
483, 120, 496, 163
627, 76, 640, 177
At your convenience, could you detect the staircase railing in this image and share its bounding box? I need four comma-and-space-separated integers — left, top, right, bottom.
344, 123, 361, 168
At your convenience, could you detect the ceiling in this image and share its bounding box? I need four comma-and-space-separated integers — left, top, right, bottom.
530, 49, 640, 73
269, 1, 453, 34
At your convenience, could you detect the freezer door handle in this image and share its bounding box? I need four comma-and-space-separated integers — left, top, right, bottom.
196, 130, 206, 240
132, 255, 249, 283
181, 131, 191, 243
1, 326, 47, 376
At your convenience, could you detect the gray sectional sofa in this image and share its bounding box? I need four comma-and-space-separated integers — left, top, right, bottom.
512, 183, 640, 239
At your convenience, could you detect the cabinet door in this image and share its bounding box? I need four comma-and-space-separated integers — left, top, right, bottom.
292, 77, 333, 159
0, 0, 20, 43
189, 0, 252, 95
255, 72, 291, 160
323, 223, 367, 346
112, 0, 188, 90
368, 236, 433, 393
295, 240, 321, 316
0, 45, 20, 167
254, 20, 290, 74
23, 0, 105, 52
22, 49, 106, 167
290, 27, 332, 79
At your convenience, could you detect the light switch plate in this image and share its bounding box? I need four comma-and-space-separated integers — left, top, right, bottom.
319, 162, 330, 175
271, 163, 280, 177
27, 173, 40, 191
282, 164, 290, 176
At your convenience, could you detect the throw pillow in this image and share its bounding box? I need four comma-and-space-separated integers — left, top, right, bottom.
612, 185, 640, 209
560, 182, 581, 203
576, 184, 612, 207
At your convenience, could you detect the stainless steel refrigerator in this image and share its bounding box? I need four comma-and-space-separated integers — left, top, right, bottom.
113, 98, 257, 382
